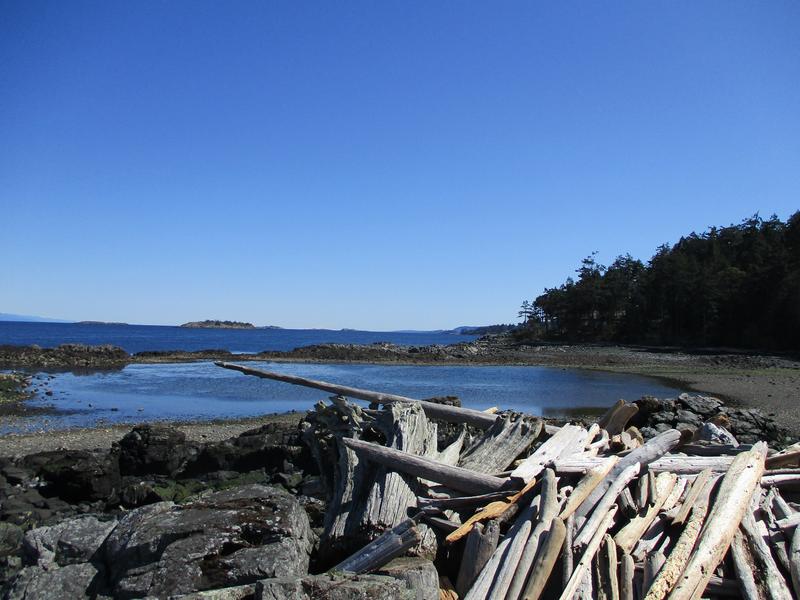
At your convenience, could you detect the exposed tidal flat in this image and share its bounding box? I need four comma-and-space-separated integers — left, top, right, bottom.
1, 323, 799, 448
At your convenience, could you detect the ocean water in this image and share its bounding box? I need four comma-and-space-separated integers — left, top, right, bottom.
5, 360, 686, 433
0, 321, 478, 353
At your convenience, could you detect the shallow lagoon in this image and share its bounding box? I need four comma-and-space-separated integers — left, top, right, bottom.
6, 361, 686, 433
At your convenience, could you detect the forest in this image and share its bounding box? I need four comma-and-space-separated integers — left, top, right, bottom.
516, 212, 800, 350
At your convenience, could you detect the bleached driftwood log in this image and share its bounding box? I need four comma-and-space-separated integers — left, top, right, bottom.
559, 456, 620, 520
313, 401, 442, 562
332, 516, 422, 573
574, 463, 640, 548
598, 399, 639, 436
556, 454, 734, 475
459, 412, 543, 474
505, 469, 559, 600
343, 437, 509, 494
615, 473, 678, 555
620, 553, 636, 600
511, 424, 590, 484
519, 517, 567, 600
456, 521, 500, 597
217, 361, 499, 428
575, 429, 681, 520
559, 505, 619, 600
666, 441, 768, 600
644, 475, 716, 600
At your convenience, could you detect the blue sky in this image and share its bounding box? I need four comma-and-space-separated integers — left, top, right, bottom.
2, 2, 798, 330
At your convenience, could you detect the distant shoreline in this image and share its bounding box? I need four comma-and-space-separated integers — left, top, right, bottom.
1, 336, 799, 433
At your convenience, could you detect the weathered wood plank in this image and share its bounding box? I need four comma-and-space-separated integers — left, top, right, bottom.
511, 424, 590, 484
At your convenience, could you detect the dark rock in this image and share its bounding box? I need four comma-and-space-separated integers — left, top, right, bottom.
117, 425, 196, 477
23, 515, 117, 567
0, 523, 23, 558
25, 450, 120, 504
5, 562, 102, 600
255, 573, 415, 600
181, 422, 312, 478
119, 479, 162, 508
375, 557, 439, 600
103, 484, 313, 598
674, 410, 702, 427
678, 394, 722, 416
1, 467, 31, 487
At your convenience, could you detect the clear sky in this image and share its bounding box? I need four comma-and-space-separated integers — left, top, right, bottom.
2, 2, 799, 330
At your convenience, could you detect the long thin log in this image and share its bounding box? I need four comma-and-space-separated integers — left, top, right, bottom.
616, 473, 678, 555
671, 468, 712, 526
342, 437, 509, 494
644, 475, 716, 600
332, 517, 421, 573
216, 361, 499, 428
417, 491, 510, 510
559, 505, 619, 600
574, 463, 640, 549
619, 553, 635, 600
575, 429, 681, 521
464, 492, 541, 600
506, 469, 559, 600
456, 521, 500, 597
666, 441, 768, 600
556, 454, 734, 475
790, 524, 800, 598
446, 478, 539, 543
739, 509, 794, 600
643, 551, 666, 594
730, 531, 767, 600
563, 513, 575, 586
601, 534, 620, 600
559, 456, 620, 520
520, 517, 567, 600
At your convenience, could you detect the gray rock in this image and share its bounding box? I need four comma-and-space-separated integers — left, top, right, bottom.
0, 522, 23, 557
169, 584, 255, 599
255, 573, 414, 600
697, 422, 739, 446
376, 557, 439, 600
23, 514, 117, 567
679, 395, 722, 416
104, 485, 312, 599
6, 562, 101, 600
117, 425, 196, 477
674, 410, 702, 427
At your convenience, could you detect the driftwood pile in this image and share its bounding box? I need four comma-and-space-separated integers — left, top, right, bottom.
218, 362, 800, 600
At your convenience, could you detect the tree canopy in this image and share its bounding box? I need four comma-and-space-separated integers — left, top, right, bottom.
517, 212, 800, 350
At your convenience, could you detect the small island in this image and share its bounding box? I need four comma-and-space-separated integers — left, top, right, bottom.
179, 320, 256, 329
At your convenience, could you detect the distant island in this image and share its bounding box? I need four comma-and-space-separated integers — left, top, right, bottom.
180, 320, 256, 329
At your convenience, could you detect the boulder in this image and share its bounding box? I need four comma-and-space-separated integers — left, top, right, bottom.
5, 562, 102, 600
23, 515, 117, 567
255, 573, 415, 600
103, 484, 313, 599
180, 422, 311, 477
117, 425, 196, 477
375, 557, 439, 600
25, 450, 120, 504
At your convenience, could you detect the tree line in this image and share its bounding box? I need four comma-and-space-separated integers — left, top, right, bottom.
516, 212, 800, 350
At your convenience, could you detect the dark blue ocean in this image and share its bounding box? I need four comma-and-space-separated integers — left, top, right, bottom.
0, 321, 477, 353
0, 321, 686, 433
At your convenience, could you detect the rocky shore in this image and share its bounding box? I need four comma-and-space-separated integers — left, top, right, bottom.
2, 336, 799, 433
0, 391, 794, 599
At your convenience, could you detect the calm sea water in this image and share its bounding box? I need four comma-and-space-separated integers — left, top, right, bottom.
5, 361, 685, 433
1, 321, 686, 433
0, 321, 476, 353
